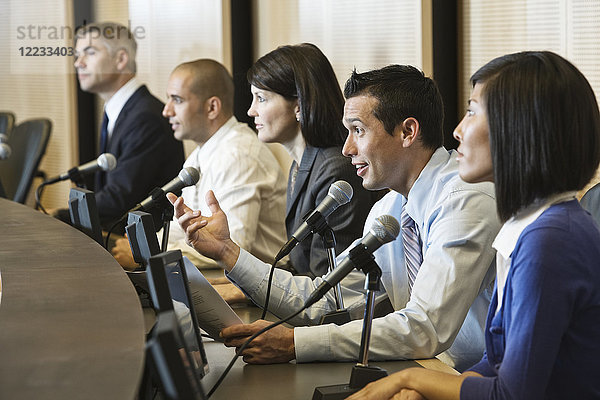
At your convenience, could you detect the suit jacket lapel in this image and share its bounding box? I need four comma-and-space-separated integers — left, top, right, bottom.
96, 85, 147, 190
286, 146, 318, 217
108, 85, 147, 153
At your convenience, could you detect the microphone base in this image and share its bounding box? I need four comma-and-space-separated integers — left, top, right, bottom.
312, 365, 388, 400
319, 309, 352, 326
312, 383, 357, 400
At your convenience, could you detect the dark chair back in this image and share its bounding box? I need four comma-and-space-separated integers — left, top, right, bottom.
0, 118, 51, 203
0, 111, 15, 136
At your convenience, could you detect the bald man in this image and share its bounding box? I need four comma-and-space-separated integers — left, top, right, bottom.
112, 59, 287, 270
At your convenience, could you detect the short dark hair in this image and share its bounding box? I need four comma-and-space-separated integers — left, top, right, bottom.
174, 59, 235, 116
247, 43, 346, 147
472, 51, 600, 221
343, 65, 444, 149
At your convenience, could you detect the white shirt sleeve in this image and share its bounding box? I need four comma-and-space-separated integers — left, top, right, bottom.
294, 187, 498, 367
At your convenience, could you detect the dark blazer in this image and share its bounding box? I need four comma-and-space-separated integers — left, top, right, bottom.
286, 145, 385, 277
95, 85, 184, 230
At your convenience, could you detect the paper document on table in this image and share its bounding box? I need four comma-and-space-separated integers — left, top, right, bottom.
182, 257, 243, 340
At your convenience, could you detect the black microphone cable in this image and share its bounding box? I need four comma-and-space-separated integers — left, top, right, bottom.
259, 220, 333, 320
206, 299, 309, 398
260, 258, 279, 320
35, 180, 50, 214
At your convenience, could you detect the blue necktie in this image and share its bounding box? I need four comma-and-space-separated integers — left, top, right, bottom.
401, 205, 423, 291
99, 111, 109, 154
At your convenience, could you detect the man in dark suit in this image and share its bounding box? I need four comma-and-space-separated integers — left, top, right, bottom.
73, 22, 184, 230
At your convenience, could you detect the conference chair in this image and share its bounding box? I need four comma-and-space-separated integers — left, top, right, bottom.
0, 111, 15, 136
0, 118, 51, 203
0, 112, 15, 197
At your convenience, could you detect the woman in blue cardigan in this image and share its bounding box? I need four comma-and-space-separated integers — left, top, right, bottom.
348, 51, 600, 399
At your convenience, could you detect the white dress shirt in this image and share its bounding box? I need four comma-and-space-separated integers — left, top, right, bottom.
103, 77, 143, 138
168, 117, 287, 268
227, 148, 500, 371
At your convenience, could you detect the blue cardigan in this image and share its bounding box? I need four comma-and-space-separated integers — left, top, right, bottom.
461, 200, 600, 399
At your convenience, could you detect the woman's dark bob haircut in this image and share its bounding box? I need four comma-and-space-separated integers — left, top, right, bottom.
471, 51, 600, 222
247, 43, 346, 147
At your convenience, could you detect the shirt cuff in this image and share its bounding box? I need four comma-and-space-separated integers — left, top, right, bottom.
294, 324, 333, 363
226, 248, 270, 298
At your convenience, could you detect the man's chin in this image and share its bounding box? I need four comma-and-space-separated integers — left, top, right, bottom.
360, 178, 375, 191
361, 178, 385, 192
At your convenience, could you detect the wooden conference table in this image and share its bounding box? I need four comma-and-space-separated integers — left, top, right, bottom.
0, 198, 456, 400
0, 198, 146, 400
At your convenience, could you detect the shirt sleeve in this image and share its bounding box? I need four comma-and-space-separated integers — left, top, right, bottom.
227, 248, 368, 325
295, 187, 498, 363
230, 186, 498, 365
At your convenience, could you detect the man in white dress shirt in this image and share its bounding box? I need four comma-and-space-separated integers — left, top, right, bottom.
112, 59, 287, 270
169, 65, 500, 371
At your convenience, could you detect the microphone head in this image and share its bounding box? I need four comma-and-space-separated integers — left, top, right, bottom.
370, 215, 400, 244
328, 180, 353, 206
98, 153, 117, 171
0, 143, 11, 160
179, 167, 201, 186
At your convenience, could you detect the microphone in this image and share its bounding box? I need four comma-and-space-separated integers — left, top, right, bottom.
0, 133, 11, 160
129, 166, 200, 212
304, 215, 400, 308
275, 180, 353, 262
44, 153, 117, 184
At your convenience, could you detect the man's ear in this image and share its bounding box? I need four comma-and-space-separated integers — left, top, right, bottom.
206, 96, 222, 120
398, 117, 420, 148
115, 49, 130, 72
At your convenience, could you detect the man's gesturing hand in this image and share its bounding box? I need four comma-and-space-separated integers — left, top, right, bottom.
167, 190, 240, 269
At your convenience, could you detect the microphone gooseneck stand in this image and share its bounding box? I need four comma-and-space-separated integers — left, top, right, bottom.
318, 227, 351, 326
159, 197, 174, 252
35, 168, 88, 213
312, 256, 388, 400
264, 211, 345, 320
65, 167, 88, 189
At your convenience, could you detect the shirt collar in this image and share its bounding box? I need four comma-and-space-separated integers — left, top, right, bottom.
492, 191, 577, 259
404, 147, 450, 224
196, 116, 238, 156
104, 77, 143, 132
